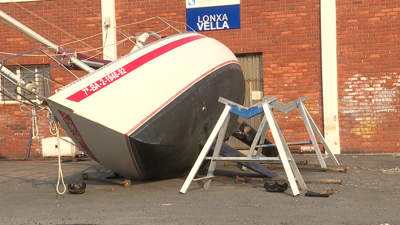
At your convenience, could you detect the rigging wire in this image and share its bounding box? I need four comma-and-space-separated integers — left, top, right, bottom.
0, 83, 20, 102
72, 0, 131, 32
0, 20, 178, 58
48, 2, 106, 52
1, 2, 185, 58
157, 17, 196, 32
69, 0, 186, 48
1, 0, 190, 149
71, 0, 136, 51
117, 17, 158, 28
72, 0, 102, 20
156, 17, 182, 34
11, 1, 101, 55
0, 52, 64, 87
2, 0, 191, 59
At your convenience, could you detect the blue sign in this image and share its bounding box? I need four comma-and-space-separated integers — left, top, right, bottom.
188, 0, 195, 6
186, 0, 240, 32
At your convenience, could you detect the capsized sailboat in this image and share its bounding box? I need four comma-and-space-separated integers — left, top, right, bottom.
47, 32, 245, 180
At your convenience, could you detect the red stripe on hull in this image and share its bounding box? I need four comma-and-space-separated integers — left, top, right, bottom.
58, 110, 100, 164
66, 35, 206, 103
124, 135, 144, 179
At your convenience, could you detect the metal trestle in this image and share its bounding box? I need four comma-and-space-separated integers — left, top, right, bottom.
180, 96, 340, 197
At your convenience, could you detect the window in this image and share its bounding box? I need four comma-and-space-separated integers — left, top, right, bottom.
0, 65, 51, 103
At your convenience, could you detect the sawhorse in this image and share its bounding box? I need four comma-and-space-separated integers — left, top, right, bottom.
249, 96, 340, 168
180, 96, 340, 197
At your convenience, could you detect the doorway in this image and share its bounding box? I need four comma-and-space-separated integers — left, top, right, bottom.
226, 53, 264, 149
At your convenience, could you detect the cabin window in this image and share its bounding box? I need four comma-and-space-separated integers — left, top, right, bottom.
0, 65, 51, 103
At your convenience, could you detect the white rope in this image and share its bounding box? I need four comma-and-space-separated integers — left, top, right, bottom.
46, 109, 66, 195
32, 106, 39, 139
19, 104, 42, 138
32, 109, 67, 136
48, 110, 57, 136
53, 119, 67, 195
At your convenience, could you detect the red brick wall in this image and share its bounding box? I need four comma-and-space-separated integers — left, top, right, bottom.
0, 104, 50, 158
0, 0, 398, 158
0, 1, 100, 159
337, 0, 400, 153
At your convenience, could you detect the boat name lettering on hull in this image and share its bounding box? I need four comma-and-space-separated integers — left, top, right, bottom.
66, 35, 205, 103
82, 68, 127, 96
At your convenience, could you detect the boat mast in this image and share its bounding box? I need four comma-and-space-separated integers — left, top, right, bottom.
0, 10, 95, 73
0, 63, 25, 86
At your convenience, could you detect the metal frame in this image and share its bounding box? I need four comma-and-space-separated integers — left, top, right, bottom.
180, 95, 341, 197
257, 97, 340, 167
179, 104, 232, 194
0, 49, 79, 106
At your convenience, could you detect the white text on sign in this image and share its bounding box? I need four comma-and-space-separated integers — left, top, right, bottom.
197, 14, 229, 31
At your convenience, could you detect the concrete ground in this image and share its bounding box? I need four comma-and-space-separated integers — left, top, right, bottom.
0, 154, 399, 225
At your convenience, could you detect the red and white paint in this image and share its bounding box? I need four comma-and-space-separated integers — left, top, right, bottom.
46, 33, 239, 179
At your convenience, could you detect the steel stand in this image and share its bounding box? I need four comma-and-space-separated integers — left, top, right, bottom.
180, 96, 340, 196
254, 97, 340, 168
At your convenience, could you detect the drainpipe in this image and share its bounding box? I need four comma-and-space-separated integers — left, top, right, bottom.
321, 0, 341, 154
101, 0, 117, 61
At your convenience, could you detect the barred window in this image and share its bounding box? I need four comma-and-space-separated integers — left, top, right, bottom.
0, 65, 51, 103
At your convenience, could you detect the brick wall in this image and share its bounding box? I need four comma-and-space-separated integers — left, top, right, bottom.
0, 0, 398, 158
0, 104, 50, 158
337, 0, 400, 153
0, 1, 100, 159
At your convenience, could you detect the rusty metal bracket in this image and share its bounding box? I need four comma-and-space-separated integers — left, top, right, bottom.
236, 175, 344, 185
82, 173, 131, 188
